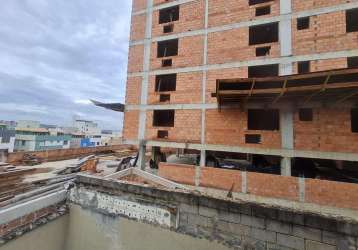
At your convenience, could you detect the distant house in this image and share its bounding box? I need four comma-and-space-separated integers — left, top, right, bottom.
73, 119, 101, 135
80, 138, 95, 148
14, 127, 71, 152
0, 124, 15, 162
70, 133, 85, 148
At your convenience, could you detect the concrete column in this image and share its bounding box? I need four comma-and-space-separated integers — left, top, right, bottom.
279, 0, 293, 176
151, 146, 161, 168
196, 150, 206, 187
279, 0, 293, 76
280, 107, 294, 176
280, 0, 292, 15
200, 150, 206, 167
137, 141, 146, 170
280, 108, 294, 150
136, 0, 153, 170
280, 157, 292, 176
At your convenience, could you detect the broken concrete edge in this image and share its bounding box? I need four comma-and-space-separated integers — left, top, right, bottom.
73, 174, 358, 237
0, 189, 67, 225
0, 203, 68, 246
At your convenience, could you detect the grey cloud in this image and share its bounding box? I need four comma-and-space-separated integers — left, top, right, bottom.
0, 0, 131, 130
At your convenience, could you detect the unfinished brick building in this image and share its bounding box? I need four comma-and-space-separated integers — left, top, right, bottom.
123, 0, 358, 181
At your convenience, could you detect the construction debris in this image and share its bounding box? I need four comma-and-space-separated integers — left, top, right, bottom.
0, 149, 139, 207
23, 153, 42, 166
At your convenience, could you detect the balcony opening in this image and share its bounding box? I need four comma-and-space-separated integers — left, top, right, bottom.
245, 134, 261, 144
155, 74, 176, 92
298, 61, 310, 74
153, 110, 175, 127
346, 8, 358, 33
351, 108, 358, 133
157, 130, 169, 139
249, 22, 278, 45
162, 59, 173, 67
157, 39, 178, 58
255, 5, 271, 16
159, 94, 170, 102
249, 0, 274, 5
248, 109, 280, 131
163, 24, 174, 33
256, 46, 271, 57
248, 64, 279, 78
348, 57, 358, 68
297, 17, 310, 30
159, 6, 179, 24
299, 108, 313, 122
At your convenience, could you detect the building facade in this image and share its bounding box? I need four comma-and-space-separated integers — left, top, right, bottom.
73, 119, 101, 135
14, 128, 71, 152
123, 0, 358, 176
0, 125, 15, 162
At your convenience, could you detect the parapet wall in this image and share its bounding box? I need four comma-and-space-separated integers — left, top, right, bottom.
72, 174, 358, 250
158, 163, 358, 211
7, 145, 130, 164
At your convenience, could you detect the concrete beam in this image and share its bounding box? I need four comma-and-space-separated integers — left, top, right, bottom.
124, 139, 358, 162
132, 0, 196, 16
128, 49, 358, 78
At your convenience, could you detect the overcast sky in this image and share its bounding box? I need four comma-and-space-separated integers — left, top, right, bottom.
0, 0, 132, 130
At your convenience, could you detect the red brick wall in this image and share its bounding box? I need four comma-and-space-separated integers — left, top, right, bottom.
208, 0, 280, 27
130, 14, 146, 41
127, 45, 144, 73
126, 77, 142, 105
208, 28, 280, 65
158, 163, 196, 185
132, 0, 147, 12
205, 109, 282, 149
292, 0, 350, 12
159, 163, 358, 210
305, 178, 358, 210
123, 110, 140, 141
292, 58, 347, 74
292, 11, 357, 56
294, 108, 358, 153
148, 72, 202, 105
247, 172, 299, 201
150, 35, 204, 70
200, 167, 242, 192
152, 1, 205, 38
146, 110, 201, 143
